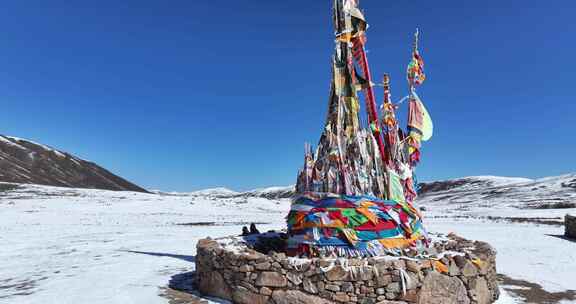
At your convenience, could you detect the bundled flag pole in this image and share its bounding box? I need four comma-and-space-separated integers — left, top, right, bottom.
292, 3, 435, 258
407, 28, 426, 88
406, 29, 433, 168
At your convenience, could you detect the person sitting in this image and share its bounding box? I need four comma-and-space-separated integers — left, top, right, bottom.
249, 223, 260, 235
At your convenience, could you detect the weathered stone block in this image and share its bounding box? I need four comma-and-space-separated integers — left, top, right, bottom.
342, 281, 354, 293
255, 271, 287, 287
254, 261, 271, 270
461, 261, 478, 277
326, 284, 340, 292
259, 286, 272, 296
468, 277, 490, 304
232, 287, 269, 304
287, 272, 303, 285
334, 292, 350, 302
304, 277, 319, 294
272, 289, 334, 304
418, 272, 470, 304
326, 265, 349, 281
198, 270, 233, 301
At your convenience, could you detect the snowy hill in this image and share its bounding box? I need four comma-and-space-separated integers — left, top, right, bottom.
0, 135, 147, 192
181, 185, 295, 200
418, 175, 576, 220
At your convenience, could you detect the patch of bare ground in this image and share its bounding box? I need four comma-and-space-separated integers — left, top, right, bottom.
429, 215, 564, 226
500, 274, 576, 304
176, 221, 269, 227
0, 276, 46, 299
525, 202, 576, 209
159, 272, 211, 304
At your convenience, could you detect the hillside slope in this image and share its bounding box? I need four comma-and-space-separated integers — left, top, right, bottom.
0, 135, 147, 192
417, 175, 576, 219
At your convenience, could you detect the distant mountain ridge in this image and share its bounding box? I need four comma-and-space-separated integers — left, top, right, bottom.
186, 185, 295, 200
186, 174, 576, 207
0, 135, 147, 192
417, 174, 576, 212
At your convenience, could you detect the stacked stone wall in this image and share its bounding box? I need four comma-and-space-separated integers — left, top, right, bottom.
195, 235, 499, 304
566, 214, 576, 239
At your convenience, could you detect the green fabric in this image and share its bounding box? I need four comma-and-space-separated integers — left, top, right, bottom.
388, 170, 406, 203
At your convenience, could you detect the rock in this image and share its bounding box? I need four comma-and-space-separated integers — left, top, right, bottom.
233, 287, 269, 304
377, 274, 393, 287
361, 286, 374, 294
304, 278, 319, 294
272, 289, 335, 304
360, 298, 376, 304
392, 260, 406, 270
406, 260, 421, 273
239, 281, 259, 293
198, 271, 232, 301
385, 282, 401, 293
468, 277, 490, 304
471, 241, 496, 261
238, 264, 254, 272
418, 272, 470, 304
453, 255, 467, 268
419, 260, 433, 269
342, 281, 354, 292
287, 272, 303, 285
326, 265, 349, 281
333, 292, 350, 302
243, 249, 267, 262
317, 280, 326, 292
272, 252, 287, 261
400, 289, 419, 303
197, 238, 219, 250
325, 284, 340, 292
255, 262, 271, 270
404, 272, 419, 290
255, 271, 287, 288
259, 286, 272, 296
448, 261, 460, 276
375, 260, 393, 272
359, 266, 374, 280
461, 261, 478, 277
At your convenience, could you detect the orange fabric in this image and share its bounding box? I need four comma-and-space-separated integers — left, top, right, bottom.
433, 260, 449, 273
379, 238, 410, 249
357, 207, 379, 224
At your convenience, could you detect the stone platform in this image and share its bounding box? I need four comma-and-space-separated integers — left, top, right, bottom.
195, 233, 499, 304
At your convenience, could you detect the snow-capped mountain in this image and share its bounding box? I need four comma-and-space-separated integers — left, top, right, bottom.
0, 135, 147, 192
417, 174, 576, 219
180, 185, 295, 200
181, 174, 576, 207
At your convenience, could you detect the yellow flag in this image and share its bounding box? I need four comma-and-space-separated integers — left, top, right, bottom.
413, 92, 433, 141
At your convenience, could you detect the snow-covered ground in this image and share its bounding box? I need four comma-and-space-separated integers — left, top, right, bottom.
0, 178, 575, 304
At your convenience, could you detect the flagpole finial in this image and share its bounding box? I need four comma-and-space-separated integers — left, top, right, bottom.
383, 73, 390, 86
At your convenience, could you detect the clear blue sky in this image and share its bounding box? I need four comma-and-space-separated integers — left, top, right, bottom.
0, 1, 574, 191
